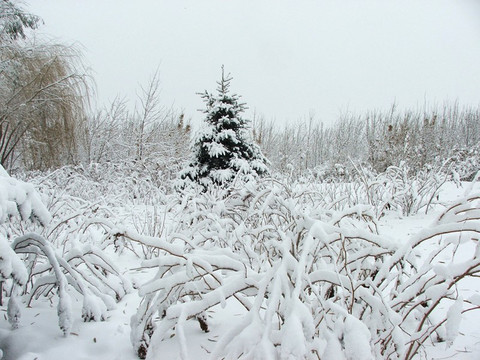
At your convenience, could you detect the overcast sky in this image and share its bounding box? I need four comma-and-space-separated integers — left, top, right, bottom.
28, 0, 480, 127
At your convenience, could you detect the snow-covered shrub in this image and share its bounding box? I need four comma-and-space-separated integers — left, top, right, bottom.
309, 162, 355, 183
350, 161, 449, 217
128, 179, 390, 358
0, 165, 131, 337
381, 190, 480, 359
0, 237, 27, 291
372, 162, 448, 216
0, 166, 51, 225
448, 143, 480, 181
13, 233, 130, 324
0, 166, 49, 313
124, 177, 480, 359
23, 162, 169, 208
20, 163, 171, 257
275, 161, 447, 218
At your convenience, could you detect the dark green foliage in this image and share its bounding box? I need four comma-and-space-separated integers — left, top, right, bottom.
180, 67, 268, 187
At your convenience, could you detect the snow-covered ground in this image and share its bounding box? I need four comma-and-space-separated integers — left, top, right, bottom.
1, 180, 480, 360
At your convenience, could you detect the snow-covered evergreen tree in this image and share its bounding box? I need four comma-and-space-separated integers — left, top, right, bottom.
180, 67, 268, 187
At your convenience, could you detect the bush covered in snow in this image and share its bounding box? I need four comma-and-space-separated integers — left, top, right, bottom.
120, 177, 480, 359
352, 161, 450, 217
1, 157, 479, 359
0, 166, 51, 307
270, 160, 448, 218
0, 165, 131, 339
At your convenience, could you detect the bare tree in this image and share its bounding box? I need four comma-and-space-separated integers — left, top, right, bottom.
254, 103, 480, 178
133, 70, 166, 162
82, 70, 191, 184
83, 96, 129, 164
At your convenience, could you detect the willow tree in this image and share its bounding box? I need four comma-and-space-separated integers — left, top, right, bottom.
0, 1, 91, 170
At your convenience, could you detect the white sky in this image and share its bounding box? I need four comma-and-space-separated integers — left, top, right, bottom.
28, 0, 480, 127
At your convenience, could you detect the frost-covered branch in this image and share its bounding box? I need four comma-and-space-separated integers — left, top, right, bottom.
128, 179, 480, 359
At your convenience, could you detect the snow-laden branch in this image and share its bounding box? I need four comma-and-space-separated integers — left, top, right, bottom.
0, 167, 131, 337
128, 179, 480, 360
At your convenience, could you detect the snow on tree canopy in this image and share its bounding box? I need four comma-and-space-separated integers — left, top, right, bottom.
179, 67, 269, 187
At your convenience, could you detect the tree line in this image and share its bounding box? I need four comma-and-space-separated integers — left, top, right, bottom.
255, 103, 480, 177
2, 1, 479, 180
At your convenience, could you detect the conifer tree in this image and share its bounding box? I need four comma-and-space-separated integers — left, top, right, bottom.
181, 67, 268, 187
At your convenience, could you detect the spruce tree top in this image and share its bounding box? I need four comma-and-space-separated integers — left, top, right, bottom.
180, 67, 269, 187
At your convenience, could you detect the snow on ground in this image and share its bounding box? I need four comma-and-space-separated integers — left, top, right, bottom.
0, 294, 136, 360
1, 181, 480, 359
